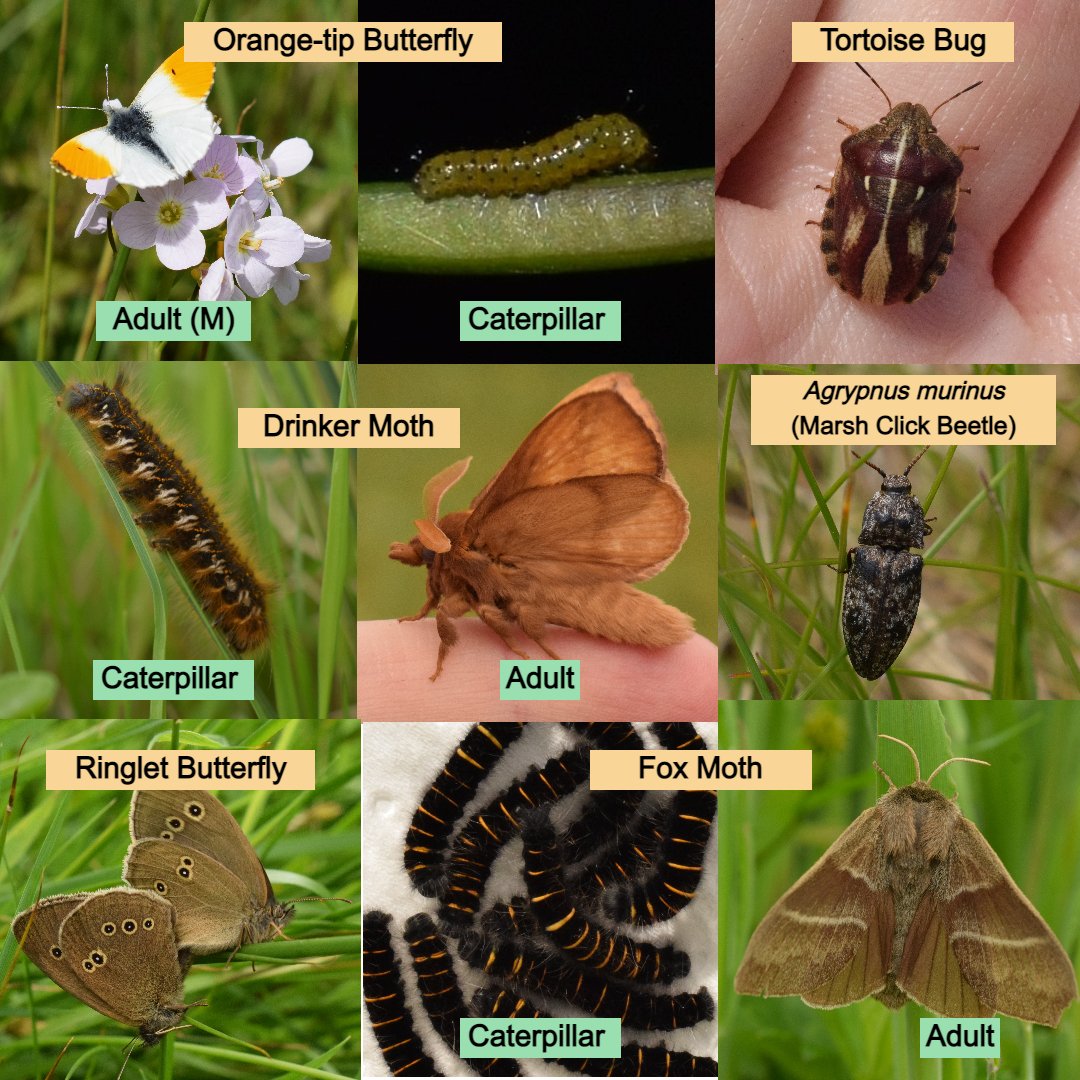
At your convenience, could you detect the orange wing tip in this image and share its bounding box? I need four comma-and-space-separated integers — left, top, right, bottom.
51, 141, 115, 180
160, 46, 215, 100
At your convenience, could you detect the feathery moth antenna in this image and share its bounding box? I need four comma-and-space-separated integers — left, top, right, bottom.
414, 114, 652, 199
471, 985, 720, 1076
460, 932, 714, 1031
403, 722, 525, 898
439, 749, 588, 929
389, 371, 692, 680
60, 381, 270, 653
603, 724, 717, 925
520, 810, 690, 983
362, 911, 438, 1076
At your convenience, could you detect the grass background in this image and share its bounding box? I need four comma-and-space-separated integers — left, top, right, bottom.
0, 0, 357, 361
0, 360, 356, 720
718, 701, 1080, 1080
358, 363, 719, 645
0, 718, 360, 1079
720, 365, 1080, 699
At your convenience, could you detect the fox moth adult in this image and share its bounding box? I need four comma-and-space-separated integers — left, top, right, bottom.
736, 735, 1077, 1026
389, 372, 693, 679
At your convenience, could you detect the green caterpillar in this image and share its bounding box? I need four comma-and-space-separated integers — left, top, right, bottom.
414, 113, 651, 200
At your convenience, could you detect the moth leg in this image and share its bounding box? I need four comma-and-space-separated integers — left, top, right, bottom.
430, 593, 471, 679
513, 607, 562, 660
474, 603, 530, 661
399, 598, 435, 622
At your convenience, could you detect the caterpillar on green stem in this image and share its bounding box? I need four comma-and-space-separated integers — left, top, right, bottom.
414, 113, 651, 199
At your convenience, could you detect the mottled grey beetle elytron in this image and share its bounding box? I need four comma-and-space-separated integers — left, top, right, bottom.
841, 448, 932, 680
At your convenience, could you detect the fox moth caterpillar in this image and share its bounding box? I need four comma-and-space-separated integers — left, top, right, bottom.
471, 986, 720, 1077
460, 932, 715, 1031
603, 723, 717, 925
520, 809, 690, 983
414, 113, 651, 200
362, 911, 438, 1077
60, 379, 269, 654
735, 735, 1078, 1026
439, 749, 588, 928
403, 722, 524, 898
389, 371, 692, 679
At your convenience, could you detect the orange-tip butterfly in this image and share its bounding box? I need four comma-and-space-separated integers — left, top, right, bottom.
52, 47, 215, 189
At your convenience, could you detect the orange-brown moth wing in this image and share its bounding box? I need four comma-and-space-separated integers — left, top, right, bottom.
465, 475, 688, 581
736, 805, 893, 1005
899, 816, 1078, 1025
466, 375, 680, 523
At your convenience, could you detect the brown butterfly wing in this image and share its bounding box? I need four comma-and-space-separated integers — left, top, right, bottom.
464, 375, 675, 525
12, 893, 122, 1019
51, 889, 187, 1039
123, 838, 278, 955
736, 805, 893, 1006
129, 791, 275, 905
898, 817, 1078, 1025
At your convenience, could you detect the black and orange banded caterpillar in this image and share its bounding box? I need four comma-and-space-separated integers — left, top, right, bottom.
60, 379, 270, 654
459, 926, 714, 1031
414, 114, 652, 200
362, 911, 441, 1077
439, 748, 588, 928
603, 724, 717, 926
471, 986, 719, 1075
520, 810, 690, 983
404, 722, 525, 898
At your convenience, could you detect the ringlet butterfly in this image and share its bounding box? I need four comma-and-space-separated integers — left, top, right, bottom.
123, 790, 294, 955
11, 888, 192, 1045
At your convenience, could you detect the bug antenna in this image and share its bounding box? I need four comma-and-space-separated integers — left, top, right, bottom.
855, 62, 892, 111
930, 80, 983, 121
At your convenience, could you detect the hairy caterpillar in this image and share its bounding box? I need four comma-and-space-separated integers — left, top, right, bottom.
403, 722, 525, 898
560, 723, 645, 866
603, 724, 717, 925
60, 379, 270, 654
459, 934, 714, 1030
472, 987, 720, 1077
414, 113, 651, 200
439, 749, 588, 928
362, 911, 440, 1077
402, 913, 521, 1077
520, 810, 690, 982
569, 801, 674, 897
389, 372, 692, 679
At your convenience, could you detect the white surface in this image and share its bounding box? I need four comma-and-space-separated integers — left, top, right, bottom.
361, 722, 719, 1078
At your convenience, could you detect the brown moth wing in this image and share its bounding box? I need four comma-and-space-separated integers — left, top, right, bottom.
12, 893, 120, 1018
464, 375, 688, 580
899, 816, 1078, 1025
467, 475, 690, 580
736, 805, 894, 1004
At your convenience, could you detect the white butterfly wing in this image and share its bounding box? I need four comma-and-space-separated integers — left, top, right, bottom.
129, 47, 216, 180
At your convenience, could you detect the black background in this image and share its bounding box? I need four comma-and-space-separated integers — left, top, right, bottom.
360, 2, 714, 360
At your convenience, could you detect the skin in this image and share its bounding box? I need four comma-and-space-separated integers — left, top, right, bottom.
715, 0, 1080, 362
357, 620, 718, 722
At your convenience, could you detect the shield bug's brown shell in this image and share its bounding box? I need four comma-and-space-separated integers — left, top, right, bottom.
819, 66, 981, 305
